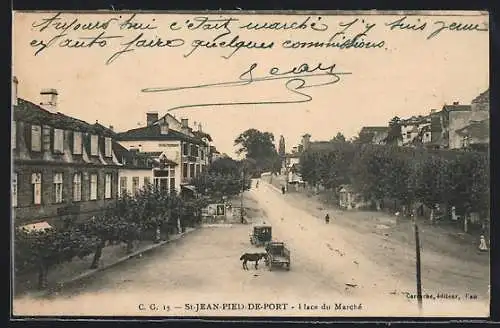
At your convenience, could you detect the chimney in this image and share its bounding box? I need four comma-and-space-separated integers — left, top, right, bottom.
453, 101, 459, 105
301, 133, 311, 151
146, 111, 159, 126
40, 88, 58, 113
160, 121, 169, 135
198, 123, 202, 132
109, 125, 114, 131
12, 76, 18, 106
181, 118, 188, 129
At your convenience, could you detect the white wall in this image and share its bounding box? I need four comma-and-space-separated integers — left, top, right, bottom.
118, 168, 153, 196
119, 140, 181, 159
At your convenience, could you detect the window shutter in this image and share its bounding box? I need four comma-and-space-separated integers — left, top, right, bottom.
24, 123, 32, 151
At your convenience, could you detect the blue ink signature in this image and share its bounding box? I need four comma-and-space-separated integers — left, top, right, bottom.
141, 62, 352, 111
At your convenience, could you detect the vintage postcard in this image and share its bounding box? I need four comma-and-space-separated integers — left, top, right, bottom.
11, 10, 490, 318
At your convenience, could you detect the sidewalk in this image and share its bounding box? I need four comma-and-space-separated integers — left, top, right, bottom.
14, 227, 197, 299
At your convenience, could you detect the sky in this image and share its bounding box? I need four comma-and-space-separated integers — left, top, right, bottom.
13, 11, 489, 158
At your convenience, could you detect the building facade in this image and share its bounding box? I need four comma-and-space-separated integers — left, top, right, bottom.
116, 112, 212, 194
12, 77, 122, 229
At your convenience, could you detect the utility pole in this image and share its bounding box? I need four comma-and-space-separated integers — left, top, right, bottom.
414, 221, 423, 312
240, 169, 245, 224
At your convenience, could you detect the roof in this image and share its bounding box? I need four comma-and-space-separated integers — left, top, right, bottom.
471, 89, 489, 104
117, 125, 207, 145
360, 126, 388, 133
442, 104, 472, 112
14, 98, 114, 136
193, 130, 213, 142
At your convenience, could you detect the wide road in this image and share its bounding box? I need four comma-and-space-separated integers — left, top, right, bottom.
13, 180, 488, 317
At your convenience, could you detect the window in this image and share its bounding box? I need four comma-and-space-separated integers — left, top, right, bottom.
90, 174, 98, 200
12, 121, 16, 150
105, 174, 112, 199
54, 129, 64, 153
31, 125, 42, 152
119, 177, 127, 196
195, 164, 200, 176
42, 126, 51, 151
54, 173, 63, 203
182, 143, 189, 156
104, 137, 112, 157
200, 149, 204, 160
73, 173, 82, 201
189, 163, 195, 178
183, 163, 188, 178
90, 135, 99, 156
132, 177, 139, 195
144, 176, 151, 186
73, 131, 82, 154
12, 173, 17, 207
170, 177, 176, 193
169, 168, 175, 178
31, 173, 42, 204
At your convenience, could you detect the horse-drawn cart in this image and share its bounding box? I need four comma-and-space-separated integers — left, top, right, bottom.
265, 241, 291, 271
250, 225, 272, 246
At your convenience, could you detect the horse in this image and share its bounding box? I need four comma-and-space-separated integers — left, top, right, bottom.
240, 253, 267, 270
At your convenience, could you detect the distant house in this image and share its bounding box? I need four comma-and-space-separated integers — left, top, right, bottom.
358, 126, 388, 144
456, 118, 489, 151
338, 185, 369, 210
399, 115, 431, 146
430, 101, 489, 149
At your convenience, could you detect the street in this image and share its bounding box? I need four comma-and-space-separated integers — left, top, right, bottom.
13, 180, 489, 317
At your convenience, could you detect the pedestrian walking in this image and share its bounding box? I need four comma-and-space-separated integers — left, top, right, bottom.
256, 181, 259, 188
325, 213, 330, 224
281, 186, 286, 194
478, 235, 488, 252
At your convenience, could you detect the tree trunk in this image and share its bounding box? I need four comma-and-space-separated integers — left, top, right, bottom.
126, 241, 134, 254
37, 260, 48, 290
90, 239, 106, 269
154, 225, 161, 243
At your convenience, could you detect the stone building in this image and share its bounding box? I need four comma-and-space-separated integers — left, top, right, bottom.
12, 77, 122, 229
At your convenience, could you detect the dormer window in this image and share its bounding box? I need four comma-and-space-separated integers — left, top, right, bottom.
73, 131, 83, 154
104, 137, 112, 157
31, 125, 42, 152
54, 129, 64, 153
160, 123, 169, 135
90, 135, 99, 156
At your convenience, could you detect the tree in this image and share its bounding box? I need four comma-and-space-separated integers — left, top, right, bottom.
278, 135, 286, 157
234, 129, 280, 172
209, 157, 240, 176
385, 116, 402, 145
331, 132, 346, 142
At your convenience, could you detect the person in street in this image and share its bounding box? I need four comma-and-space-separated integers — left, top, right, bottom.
325, 213, 330, 224
281, 186, 286, 194
256, 181, 259, 188
478, 235, 488, 252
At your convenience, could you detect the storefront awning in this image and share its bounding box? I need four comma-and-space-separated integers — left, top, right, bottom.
181, 185, 197, 192
18, 221, 53, 233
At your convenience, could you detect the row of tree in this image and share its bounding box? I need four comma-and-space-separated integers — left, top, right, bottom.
15, 186, 210, 290
299, 142, 489, 220
15, 157, 251, 291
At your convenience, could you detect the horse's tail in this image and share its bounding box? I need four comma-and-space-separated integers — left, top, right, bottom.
240, 254, 245, 261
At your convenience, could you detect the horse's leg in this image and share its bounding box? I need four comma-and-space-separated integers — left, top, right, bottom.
243, 259, 248, 270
